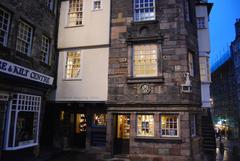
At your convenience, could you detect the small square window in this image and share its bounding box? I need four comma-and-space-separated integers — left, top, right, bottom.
137, 114, 154, 137
93, 0, 102, 10
197, 17, 205, 29
93, 114, 106, 126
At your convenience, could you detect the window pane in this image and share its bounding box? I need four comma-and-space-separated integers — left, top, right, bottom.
133, 44, 157, 77
68, 0, 83, 26
161, 115, 178, 137
137, 114, 154, 137
134, 0, 155, 21
40, 35, 50, 64
0, 7, 10, 46
117, 115, 130, 139
66, 51, 81, 79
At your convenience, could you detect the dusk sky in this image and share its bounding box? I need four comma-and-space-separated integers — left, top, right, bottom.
208, 0, 240, 66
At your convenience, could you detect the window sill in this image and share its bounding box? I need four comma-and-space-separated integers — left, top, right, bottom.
131, 20, 158, 26
92, 9, 103, 12
15, 51, 33, 62
134, 137, 182, 143
62, 78, 82, 81
64, 25, 84, 28
39, 61, 51, 69
127, 76, 164, 84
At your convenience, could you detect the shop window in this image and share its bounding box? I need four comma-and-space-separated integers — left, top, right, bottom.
133, 44, 158, 77
117, 115, 130, 139
160, 115, 179, 137
93, 114, 106, 126
68, 0, 83, 26
16, 20, 33, 56
0, 7, 11, 47
76, 114, 86, 133
65, 51, 81, 79
137, 114, 154, 137
5, 93, 41, 150
134, 0, 155, 22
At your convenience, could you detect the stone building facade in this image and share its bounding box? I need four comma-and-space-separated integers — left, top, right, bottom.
106, 0, 203, 161
0, 0, 58, 160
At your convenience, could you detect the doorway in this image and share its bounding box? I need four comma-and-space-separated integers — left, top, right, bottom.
114, 114, 130, 154
0, 101, 6, 148
74, 113, 87, 148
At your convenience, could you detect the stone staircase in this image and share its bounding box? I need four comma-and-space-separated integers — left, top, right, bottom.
201, 110, 216, 160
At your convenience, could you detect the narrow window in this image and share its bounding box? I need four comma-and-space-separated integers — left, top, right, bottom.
160, 115, 179, 137
65, 51, 81, 79
197, 17, 205, 29
68, 0, 83, 26
40, 35, 50, 64
190, 115, 196, 137
45, 0, 54, 11
134, 0, 155, 22
137, 114, 154, 137
188, 51, 194, 76
16, 20, 33, 56
0, 7, 11, 47
133, 44, 158, 77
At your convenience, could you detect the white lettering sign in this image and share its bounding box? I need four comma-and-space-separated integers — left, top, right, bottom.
0, 59, 54, 85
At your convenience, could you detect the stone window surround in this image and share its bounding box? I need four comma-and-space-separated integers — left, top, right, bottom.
0, 7, 11, 47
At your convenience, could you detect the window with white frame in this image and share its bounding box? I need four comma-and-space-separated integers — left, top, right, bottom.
45, 0, 54, 11
93, 0, 102, 10
133, 44, 158, 77
190, 114, 196, 137
134, 0, 155, 22
137, 114, 154, 137
68, 0, 83, 26
5, 93, 41, 149
197, 17, 205, 29
0, 7, 11, 47
65, 51, 81, 79
160, 115, 179, 137
188, 51, 194, 76
40, 35, 50, 64
16, 20, 33, 55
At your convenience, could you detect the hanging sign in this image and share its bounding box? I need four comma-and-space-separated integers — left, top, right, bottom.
0, 58, 54, 85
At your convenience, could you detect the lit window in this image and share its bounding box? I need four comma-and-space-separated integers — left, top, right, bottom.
68, 0, 83, 26
93, 114, 106, 126
40, 35, 50, 64
60, 111, 65, 121
117, 115, 130, 139
45, 0, 54, 11
137, 114, 154, 137
76, 114, 86, 133
190, 115, 196, 137
134, 0, 155, 22
5, 93, 41, 149
0, 7, 11, 47
66, 51, 81, 79
161, 115, 179, 137
16, 20, 33, 55
197, 17, 205, 29
188, 52, 194, 76
133, 44, 158, 77
93, 0, 102, 10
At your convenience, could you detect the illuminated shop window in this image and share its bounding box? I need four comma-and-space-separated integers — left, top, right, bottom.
117, 115, 130, 139
68, 0, 83, 26
65, 51, 81, 79
133, 44, 158, 77
60, 111, 65, 121
5, 93, 41, 149
161, 115, 179, 137
137, 114, 154, 137
76, 114, 86, 133
93, 114, 106, 126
